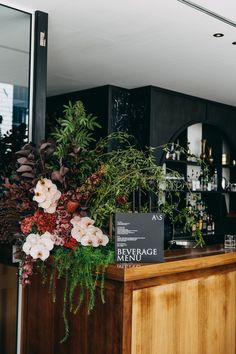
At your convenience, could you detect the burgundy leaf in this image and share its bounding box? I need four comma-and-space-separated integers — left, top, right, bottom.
15, 150, 30, 157
69, 153, 77, 158
17, 165, 33, 173
39, 142, 52, 151
21, 173, 35, 179
17, 157, 29, 164
51, 171, 64, 183
22, 143, 33, 150
60, 166, 69, 176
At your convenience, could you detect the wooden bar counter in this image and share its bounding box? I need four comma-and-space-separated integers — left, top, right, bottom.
20, 244, 236, 354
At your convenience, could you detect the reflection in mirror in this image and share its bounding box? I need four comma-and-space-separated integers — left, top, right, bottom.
0, 5, 31, 175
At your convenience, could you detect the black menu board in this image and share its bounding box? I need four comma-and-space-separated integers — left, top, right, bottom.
115, 212, 164, 263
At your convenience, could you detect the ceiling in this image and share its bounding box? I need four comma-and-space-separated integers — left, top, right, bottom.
2, 0, 236, 106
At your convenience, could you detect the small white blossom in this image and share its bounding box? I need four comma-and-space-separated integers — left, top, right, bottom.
22, 232, 54, 261
71, 226, 86, 242
80, 234, 99, 247
33, 178, 61, 213
97, 234, 109, 246
70, 216, 109, 248
40, 232, 54, 251
30, 245, 50, 261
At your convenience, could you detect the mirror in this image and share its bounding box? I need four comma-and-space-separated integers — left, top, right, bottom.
0, 5, 31, 174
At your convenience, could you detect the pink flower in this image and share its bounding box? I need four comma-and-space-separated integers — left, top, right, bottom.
21, 216, 34, 235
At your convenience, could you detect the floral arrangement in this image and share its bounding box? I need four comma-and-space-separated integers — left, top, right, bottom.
0, 100, 200, 342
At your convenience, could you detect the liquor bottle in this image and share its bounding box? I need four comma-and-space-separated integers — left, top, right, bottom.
198, 212, 203, 231
187, 142, 192, 162
211, 219, 215, 234
199, 170, 203, 191
175, 140, 181, 161
207, 215, 212, 233
200, 139, 206, 161
187, 175, 192, 190
207, 177, 212, 191
191, 170, 196, 191
170, 143, 176, 160
195, 171, 200, 191
208, 146, 214, 164
202, 212, 207, 233
203, 172, 208, 191
212, 168, 218, 191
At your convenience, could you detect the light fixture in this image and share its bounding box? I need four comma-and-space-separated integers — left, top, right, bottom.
213, 33, 224, 38
177, 0, 236, 29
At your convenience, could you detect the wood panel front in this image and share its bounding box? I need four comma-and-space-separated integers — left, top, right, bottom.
0, 264, 18, 354
132, 270, 236, 354
21, 275, 126, 354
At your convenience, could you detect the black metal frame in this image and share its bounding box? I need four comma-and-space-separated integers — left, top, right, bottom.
32, 10, 48, 144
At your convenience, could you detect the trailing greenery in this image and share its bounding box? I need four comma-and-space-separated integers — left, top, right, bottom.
52, 245, 114, 343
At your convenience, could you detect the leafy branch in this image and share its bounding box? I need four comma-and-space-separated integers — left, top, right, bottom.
53, 101, 101, 160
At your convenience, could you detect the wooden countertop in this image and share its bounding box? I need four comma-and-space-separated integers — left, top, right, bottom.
2, 243, 236, 282
107, 244, 236, 282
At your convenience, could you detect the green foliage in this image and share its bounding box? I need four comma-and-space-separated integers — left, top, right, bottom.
53, 100, 101, 159
52, 245, 114, 343
193, 228, 205, 247
88, 146, 165, 226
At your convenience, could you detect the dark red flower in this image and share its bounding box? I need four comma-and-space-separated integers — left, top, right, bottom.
21, 216, 34, 235
64, 238, 78, 249
66, 200, 79, 214
116, 195, 128, 205
34, 209, 57, 233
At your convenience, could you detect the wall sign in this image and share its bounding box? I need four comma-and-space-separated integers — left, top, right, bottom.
115, 213, 164, 263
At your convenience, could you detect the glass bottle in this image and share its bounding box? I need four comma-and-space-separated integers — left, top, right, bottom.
175, 139, 181, 161
170, 143, 176, 160
187, 142, 192, 162
207, 215, 212, 233
202, 212, 207, 233
200, 139, 206, 161
208, 146, 214, 164
212, 168, 218, 191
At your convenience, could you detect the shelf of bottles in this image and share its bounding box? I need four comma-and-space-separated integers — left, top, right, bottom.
163, 122, 236, 240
